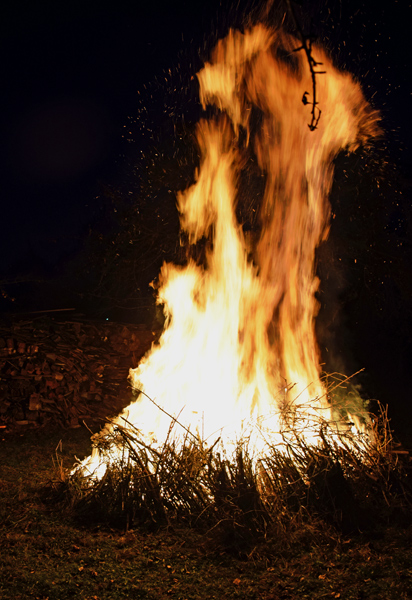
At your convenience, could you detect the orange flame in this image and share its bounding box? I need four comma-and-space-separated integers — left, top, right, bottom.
78, 25, 379, 477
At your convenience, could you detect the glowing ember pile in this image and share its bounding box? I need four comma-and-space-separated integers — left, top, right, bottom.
77, 24, 379, 479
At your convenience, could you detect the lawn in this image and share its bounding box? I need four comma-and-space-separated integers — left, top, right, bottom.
1, 424, 412, 600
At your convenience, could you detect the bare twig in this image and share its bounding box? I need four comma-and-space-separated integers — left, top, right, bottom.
286, 0, 325, 131
132, 388, 199, 442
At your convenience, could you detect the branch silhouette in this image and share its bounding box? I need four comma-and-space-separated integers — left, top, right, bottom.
286, 0, 326, 131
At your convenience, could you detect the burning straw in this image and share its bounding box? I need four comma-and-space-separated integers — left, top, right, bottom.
65, 397, 411, 547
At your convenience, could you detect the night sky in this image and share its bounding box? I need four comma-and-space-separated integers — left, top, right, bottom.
1, 0, 216, 272
2, 0, 411, 270
2, 1, 412, 435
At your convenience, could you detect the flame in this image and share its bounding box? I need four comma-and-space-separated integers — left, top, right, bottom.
78, 25, 379, 478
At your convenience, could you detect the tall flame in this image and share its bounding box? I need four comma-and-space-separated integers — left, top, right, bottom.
78, 25, 379, 477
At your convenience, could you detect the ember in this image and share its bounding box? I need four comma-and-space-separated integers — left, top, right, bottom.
75, 24, 379, 481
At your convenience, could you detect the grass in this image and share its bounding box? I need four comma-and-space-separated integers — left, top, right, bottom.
1, 417, 412, 600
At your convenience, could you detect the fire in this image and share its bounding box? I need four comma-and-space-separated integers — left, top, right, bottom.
77, 24, 379, 478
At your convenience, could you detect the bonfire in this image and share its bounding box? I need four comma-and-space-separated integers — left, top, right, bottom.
67, 23, 410, 536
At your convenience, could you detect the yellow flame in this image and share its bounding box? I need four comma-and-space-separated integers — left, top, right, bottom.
77, 25, 379, 478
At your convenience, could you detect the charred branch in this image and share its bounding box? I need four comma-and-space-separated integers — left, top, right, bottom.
286, 0, 325, 131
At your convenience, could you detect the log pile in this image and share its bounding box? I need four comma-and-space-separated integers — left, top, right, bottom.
0, 317, 158, 429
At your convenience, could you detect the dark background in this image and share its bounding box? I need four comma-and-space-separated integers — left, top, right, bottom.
1, 0, 411, 437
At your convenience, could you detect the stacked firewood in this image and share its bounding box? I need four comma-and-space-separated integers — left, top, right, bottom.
0, 317, 158, 429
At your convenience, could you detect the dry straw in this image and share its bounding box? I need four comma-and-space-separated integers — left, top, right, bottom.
56, 387, 411, 552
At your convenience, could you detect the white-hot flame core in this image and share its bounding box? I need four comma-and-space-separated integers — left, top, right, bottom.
77, 25, 379, 478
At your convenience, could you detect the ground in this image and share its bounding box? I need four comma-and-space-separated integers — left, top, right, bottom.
1, 425, 412, 600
